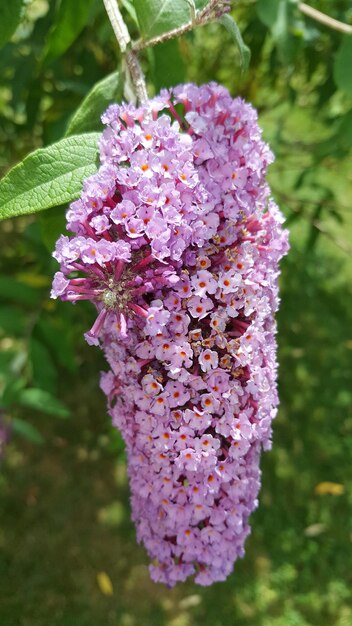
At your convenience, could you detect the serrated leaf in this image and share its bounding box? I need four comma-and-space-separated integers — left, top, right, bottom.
44, 0, 94, 64
12, 418, 44, 444
0, 133, 100, 221
0, 0, 23, 50
334, 36, 352, 96
18, 388, 70, 418
218, 14, 251, 73
134, 0, 205, 39
66, 71, 121, 136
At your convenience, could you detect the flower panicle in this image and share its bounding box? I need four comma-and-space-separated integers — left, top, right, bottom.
52, 82, 289, 587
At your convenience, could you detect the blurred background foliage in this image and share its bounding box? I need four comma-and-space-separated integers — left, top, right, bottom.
0, 0, 352, 624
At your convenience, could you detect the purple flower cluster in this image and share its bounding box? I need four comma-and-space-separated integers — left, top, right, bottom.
52, 82, 289, 586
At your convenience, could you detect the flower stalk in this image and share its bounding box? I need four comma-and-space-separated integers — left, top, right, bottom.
133, 0, 231, 51
298, 2, 352, 35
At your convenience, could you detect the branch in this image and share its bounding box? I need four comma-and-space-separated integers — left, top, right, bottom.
102, 0, 148, 104
133, 0, 231, 51
272, 187, 352, 255
298, 2, 352, 35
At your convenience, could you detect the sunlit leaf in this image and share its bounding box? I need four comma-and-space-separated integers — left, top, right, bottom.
133, 0, 205, 39
96, 571, 114, 596
12, 418, 44, 444
218, 14, 251, 72
256, 0, 299, 63
66, 71, 121, 136
44, 0, 94, 64
314, 482, 345, 496
98, 502, 125, 527
120, 0, 138, 24
0, 134, 100, 221
18, 388, 70, 418
256, 0, 280, 28
334, 36, 352, 96
304, 523, 327, 537
15, 273, 50, 288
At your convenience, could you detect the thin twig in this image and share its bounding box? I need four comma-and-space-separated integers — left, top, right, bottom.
102, 0, 148, 104
312, 219, 352, 255
272, 187, 352, 255
298, 2, 352, 35
102, 0, 130, 50
133, 0, 230, 51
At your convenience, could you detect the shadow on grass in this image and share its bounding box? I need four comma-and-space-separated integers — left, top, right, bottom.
0, 250, 352, 626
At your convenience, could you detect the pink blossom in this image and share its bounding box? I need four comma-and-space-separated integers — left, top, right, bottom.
191, 270, 217, 297
187, 296, 214, 319
145, 302, 170, 336
52, 82, 289, 588
199, 349, 219, 372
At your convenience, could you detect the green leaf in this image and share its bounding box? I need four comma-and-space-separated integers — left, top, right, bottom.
18, 388, 70, 418
218, 14, 251, 73
0, 0, 23, 50
0, 276, 42, 306
335, 109, 352, 149
29, 337, 57, 395
256, 0, 280, 28
272, 0, 296, 42
133, 0, 205, 39
121, 0, 138, 24
0, 306, 26, 335
334, 36, 352, 97
2, 378, 26, 409
36, 318, 78, 374
0, 133, 100, 221
38, 205, 67, 252
44, 0, 94, 64
12, 418, 44, 444
256, 0, 299, 63
66, 71, 121, 136
153, 39, 186, 91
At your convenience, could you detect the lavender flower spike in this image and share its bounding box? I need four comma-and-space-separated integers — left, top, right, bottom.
52, 82, 289, 587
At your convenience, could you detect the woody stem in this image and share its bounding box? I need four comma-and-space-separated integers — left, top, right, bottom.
102, 0, 149, 104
